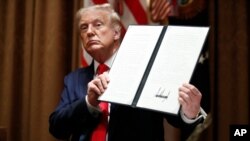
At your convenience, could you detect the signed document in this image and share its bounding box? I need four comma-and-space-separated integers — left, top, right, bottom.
99, 25, 209, 115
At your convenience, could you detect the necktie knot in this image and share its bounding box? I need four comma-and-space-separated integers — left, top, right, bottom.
97, 64, 109, 75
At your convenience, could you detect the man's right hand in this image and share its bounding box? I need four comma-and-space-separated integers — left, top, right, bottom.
87, 72, 110, 107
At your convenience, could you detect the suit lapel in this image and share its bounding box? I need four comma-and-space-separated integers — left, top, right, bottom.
78, 63, 95, 97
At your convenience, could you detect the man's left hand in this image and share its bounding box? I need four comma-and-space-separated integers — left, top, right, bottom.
178, 83, 202, 119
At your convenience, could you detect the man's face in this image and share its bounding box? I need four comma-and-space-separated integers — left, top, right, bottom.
79, 10, 118, 58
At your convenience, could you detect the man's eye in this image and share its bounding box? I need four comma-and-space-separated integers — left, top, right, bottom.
95, 23, 102, 27
80, 25, 87, 31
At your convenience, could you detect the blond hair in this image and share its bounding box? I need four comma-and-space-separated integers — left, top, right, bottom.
76, 3, 121, 33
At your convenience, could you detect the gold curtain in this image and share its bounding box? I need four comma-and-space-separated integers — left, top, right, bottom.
207, 0, 250, 141
0, 0, 82, 141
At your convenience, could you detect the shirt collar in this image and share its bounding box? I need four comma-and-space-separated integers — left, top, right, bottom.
94, 52, 117, 73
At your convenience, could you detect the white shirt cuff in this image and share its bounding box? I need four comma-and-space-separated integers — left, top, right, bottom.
180, 108, 207, 124
85, 96, 101, 117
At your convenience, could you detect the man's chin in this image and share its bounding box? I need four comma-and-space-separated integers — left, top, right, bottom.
86, 46, 103, 53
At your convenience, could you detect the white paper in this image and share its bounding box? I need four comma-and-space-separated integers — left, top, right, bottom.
136, 26, 209, 114
99, 25, 164, 105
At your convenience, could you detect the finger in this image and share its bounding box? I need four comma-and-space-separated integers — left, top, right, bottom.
103, 72, 110, 83
179, 91, 192, 103
183, 83, 202, 97
87, 84, 101, 106
93, 78, 105, 93
98, 76, 108, 89
180, 84, 197, 97
179, 85, 201, 103
179, 85, 192, 99
97, 73, 110, 89
178, 97, 187, 107
87, 82, 101, 96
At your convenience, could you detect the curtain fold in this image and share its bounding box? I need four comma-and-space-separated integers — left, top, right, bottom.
0, 0, 82, 141
208, 0, 250, 141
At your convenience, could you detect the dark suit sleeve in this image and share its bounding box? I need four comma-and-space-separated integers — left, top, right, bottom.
49, 69, 100, 140
165, 111, 204, 128
164, 111, 205, 140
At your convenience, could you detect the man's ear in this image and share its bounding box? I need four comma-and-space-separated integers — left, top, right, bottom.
113, 29, 121, 41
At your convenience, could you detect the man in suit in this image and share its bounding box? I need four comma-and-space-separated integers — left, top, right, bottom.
49, 3, 206, 141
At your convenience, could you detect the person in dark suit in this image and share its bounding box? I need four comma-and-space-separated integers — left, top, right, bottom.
49, 3, 206, 141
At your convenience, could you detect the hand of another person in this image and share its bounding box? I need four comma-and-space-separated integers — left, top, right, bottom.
87, 72, 110, 107
178, 83, 202, 119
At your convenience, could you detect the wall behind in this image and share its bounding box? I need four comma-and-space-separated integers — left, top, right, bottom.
0, 0, 82, 140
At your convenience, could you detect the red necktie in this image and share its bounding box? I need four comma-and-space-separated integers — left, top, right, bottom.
91, 64, 109, 141
96, 64, 109, 76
